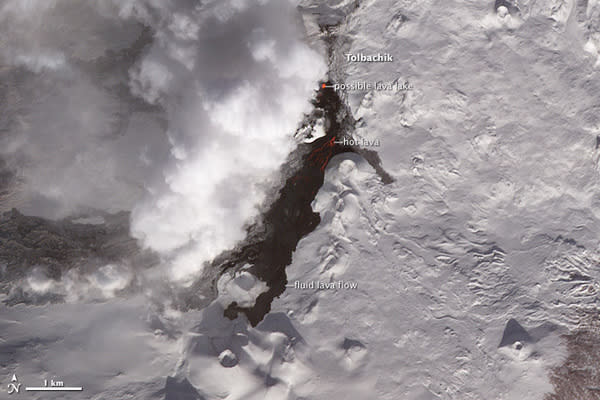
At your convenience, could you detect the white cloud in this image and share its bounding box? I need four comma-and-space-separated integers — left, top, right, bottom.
0, 0, 170, 218
127, 0, 326, 283
129, 58, 174, 105
0, 0, 325, 285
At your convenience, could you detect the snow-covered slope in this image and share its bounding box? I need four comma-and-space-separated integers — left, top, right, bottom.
263, 1, 600, 398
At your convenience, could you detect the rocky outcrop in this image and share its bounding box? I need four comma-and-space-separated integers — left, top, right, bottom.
0, 208, 156, 300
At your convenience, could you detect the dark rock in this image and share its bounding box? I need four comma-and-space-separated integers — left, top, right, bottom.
159, 377, 206, 400
499, 318, 533, 347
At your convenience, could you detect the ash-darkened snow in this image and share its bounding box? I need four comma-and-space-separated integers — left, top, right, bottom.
2, 0, 600, 399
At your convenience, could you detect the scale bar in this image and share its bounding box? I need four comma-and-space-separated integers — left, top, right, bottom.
26, 387, 83, 391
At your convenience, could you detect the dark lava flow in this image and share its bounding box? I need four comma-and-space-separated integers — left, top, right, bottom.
216, 82, 392, 326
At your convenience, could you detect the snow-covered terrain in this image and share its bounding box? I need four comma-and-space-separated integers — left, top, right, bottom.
175, 1, 600, 398
2, 0, 600, 399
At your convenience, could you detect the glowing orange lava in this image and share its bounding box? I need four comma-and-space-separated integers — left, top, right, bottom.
307, 137, 336, 172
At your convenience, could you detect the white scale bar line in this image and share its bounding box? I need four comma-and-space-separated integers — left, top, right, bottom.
26, 387, 83, 391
